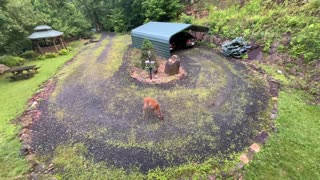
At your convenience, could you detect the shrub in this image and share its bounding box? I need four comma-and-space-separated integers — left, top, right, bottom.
290, 23, 320, 62
179, 13, 194, 24
19, 50, 39, 60
0, 55, 25, 67
58, 49, 70, 55
37, 55, 46, 60
44, 52, 59, 58
141, 39, 156, 69
80, 31, 94, 39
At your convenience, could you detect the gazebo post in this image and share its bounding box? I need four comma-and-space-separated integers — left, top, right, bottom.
31, 40, 36, 51
36, 40, 44, 55
59, 37, 67, 49
43, 38, 48, 46
52, 38, 59, 53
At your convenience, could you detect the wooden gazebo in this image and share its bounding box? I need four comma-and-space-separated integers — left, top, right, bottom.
28, 25, 67, 54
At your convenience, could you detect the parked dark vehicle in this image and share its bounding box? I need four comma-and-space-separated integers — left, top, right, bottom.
170, 32, 196, 51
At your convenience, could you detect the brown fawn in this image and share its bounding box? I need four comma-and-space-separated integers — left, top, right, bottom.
143, 97, 164, 120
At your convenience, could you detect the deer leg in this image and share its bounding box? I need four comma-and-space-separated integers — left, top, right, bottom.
143, 104, 148, 120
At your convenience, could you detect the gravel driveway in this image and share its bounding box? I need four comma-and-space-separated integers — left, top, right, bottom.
30, 34, 270, 173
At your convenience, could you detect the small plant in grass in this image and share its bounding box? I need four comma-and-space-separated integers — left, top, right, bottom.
37, 55, 46, 60
44, 52, 59, 58
241, 53, 249, 59
58, 49, 70, 55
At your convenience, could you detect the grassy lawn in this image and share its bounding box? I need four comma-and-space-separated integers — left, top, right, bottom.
244, 71, 320, 178
0, 40, 84, 179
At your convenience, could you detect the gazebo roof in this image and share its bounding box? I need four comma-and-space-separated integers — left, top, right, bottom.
28, 25, 63, 40
34, 25, 52, 31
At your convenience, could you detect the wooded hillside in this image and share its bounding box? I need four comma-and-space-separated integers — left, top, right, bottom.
1, 0, 319, 64
0, 0, 182, 55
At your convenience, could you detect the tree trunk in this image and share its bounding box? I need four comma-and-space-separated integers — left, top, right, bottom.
165, 55, 180, 75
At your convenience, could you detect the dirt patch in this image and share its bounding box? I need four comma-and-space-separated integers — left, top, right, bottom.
248, 47, 263, 61
29, 39, 272, 175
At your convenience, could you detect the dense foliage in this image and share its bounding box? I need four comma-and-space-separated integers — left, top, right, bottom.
190, 0, 320, 62
0, 0, 319, 62
0, 0, 182, 55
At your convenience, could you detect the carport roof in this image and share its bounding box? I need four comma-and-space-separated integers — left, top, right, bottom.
131, 22, 192, 43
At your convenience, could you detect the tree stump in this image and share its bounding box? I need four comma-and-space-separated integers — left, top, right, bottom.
165, 55, 180, 75
0, 64, 9, 75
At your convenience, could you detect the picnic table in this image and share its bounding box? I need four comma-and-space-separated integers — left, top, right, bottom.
7, 65, 40, 81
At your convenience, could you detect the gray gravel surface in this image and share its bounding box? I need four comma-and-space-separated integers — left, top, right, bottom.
30, 34, 270, 173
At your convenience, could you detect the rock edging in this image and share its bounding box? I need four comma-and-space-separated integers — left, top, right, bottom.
16, 46, 88, 179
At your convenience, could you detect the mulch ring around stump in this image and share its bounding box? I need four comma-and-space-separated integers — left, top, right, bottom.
129, 60, 187, 84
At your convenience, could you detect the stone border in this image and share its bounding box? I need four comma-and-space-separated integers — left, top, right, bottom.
15, 45, 89, 179
17, 79, 57, 179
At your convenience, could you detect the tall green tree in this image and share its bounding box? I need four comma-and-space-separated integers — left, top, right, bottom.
0, 0, 44, 55
73, 0, 107, 32
32, 0, 91, 38
0, 0, 185, 55
142, 0, 183, 22
109, 8, 127, 32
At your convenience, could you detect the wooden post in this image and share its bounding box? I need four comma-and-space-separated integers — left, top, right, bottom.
52, 38, 59, 52
36, 41, 43, 55
59, 37, 67, 49
31, 40, 36, 51
62, 38, 67, 49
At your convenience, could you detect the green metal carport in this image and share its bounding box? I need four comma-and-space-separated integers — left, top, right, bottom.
131, 22, 207, 59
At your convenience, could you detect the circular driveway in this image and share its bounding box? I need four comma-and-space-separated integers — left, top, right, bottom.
31, 34, 270, 173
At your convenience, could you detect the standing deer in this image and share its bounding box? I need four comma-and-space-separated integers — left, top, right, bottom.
143, 97, 164, 120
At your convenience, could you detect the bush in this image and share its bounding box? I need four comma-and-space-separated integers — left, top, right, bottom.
179, 13, 194, 24
58, 49, 70, 55
0, 55, 25, 67
290, 23, 320, 62
44, 52, 59, 58
37, 55, 46, 60
80, 31, 94, 39
141, 39, 156, 69
19, 50, 39, 60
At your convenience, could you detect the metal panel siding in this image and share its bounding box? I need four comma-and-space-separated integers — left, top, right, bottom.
132, 35, 170, 59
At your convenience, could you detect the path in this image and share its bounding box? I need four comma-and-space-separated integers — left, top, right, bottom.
30, 38, 271, 174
